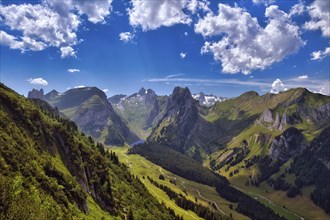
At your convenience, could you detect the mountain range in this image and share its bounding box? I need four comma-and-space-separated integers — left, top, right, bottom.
0, 83, 180, 219
24, 84, 330, 219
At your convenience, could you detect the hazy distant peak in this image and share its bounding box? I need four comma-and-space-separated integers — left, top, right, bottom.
138, 87, 146, 96
28, 88, 45, 100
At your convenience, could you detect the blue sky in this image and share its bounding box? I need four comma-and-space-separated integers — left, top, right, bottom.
0, 0, 329, 97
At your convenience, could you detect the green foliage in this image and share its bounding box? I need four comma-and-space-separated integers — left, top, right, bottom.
0, 83, 177, 219
130, 143, 227, 186
215, 183, 285, 220
147, 177, 229, 220
290, 127, 330, 213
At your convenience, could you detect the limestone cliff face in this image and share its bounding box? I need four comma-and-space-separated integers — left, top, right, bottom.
256, 108, 287, 130
148, 87, 199, 152
258, 108, 273, 123
310, 103, 330, 124
28, 88, 45, 100
269, 127, 305, 162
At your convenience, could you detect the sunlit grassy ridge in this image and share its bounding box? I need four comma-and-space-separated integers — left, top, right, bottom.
0, 83, 178, 220
112, 145, 252, 220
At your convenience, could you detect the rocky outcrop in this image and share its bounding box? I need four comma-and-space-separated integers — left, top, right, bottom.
28, 88, 44, 100
257, 109, 290, 130
269, 127, 305, 162
258, 108, 274, 123
138, 87, 146, 96
148, 87, 199, 152
311, 103, 330, 124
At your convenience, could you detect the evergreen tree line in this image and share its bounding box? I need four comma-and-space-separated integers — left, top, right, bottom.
130, 143, 227, 186
215, 183, 285, 220
147, 177, 230, 220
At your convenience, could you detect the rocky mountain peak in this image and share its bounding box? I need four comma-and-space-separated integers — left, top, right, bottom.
138, 87, 146, 96
171, 87, 193, 104
145, 89, 156, 104
45, 89, 59, 100
27, 88, 45, 100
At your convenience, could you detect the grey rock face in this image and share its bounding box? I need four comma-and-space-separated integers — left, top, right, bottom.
28, 88, 44, 100
258, 108, 274, 123
269, 127, 305, 162
311, 103, 330, 124
138, 87, 146, 96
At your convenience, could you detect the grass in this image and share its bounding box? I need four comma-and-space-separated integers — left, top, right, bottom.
80, 196, 119, 220
110, 146, 249, 220
205, 123, 330, 220
225, 167, 330, 220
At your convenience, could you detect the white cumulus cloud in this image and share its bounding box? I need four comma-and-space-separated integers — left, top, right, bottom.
28, 78, 48, 86
0, 30, 46, 52
119, 32, 135, 43
270, 79, 287, 94
67, 68, 80, 73
252, 0, 275, 6
311, 47, 330, 60
45, 0, 113, 24
180, 52, 187, 59
61, 46, 76, 58
128, 0, 193, 31
102, 89, 109, 93
0, 0, 113, 57
304, 0, 330, 37
289, 2, 306, 17
195, 4, 304, 74
0, 3, 79, 54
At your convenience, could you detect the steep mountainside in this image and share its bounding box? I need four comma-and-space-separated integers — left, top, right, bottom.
0, 83, 179, 219
148, 87, 247, 158
204, 88, 330, 215
42, 87, 139, 146
145, 86, 330, 216
110, 87, 168, 139
148, 87, 202, 154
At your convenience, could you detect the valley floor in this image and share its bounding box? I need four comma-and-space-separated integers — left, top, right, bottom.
110, 146, 248, 220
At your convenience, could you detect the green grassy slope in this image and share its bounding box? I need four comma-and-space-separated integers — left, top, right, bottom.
206, 125, 330, 219
111, 146, 249, 220
0, 83, 178, 220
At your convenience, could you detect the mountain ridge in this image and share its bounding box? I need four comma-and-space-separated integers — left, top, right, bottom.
0, 83, 178, 219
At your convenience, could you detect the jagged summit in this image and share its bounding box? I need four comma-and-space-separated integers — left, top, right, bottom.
27, 88, 44, 100
44, 89, 59, 100
138, 87, 146, 96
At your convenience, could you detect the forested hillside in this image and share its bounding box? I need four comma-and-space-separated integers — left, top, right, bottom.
0, 83, 179, 219
131, 143, 285, 220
